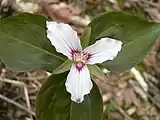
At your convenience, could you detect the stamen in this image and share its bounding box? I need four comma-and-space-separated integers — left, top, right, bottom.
71, 50, 92, 72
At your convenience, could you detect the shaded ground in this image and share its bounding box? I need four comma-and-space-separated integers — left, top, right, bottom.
0, 0, 160, 120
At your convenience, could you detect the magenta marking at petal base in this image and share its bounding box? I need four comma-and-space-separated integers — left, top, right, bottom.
75, 62, 85, 72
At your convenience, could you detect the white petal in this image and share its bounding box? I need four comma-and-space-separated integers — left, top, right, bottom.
46, 21, 82, 59
83, 37, 122, 64
65, 64, 93, 103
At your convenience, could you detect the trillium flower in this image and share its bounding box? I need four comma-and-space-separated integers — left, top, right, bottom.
46, 21, 122, 103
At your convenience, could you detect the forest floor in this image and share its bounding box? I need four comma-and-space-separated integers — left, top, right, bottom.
0, 0, 160, 120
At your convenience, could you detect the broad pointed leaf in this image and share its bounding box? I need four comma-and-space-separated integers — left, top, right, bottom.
88, 65, 106, 80
36, 72, 103, 120
89, 12, 160, 72
0, 13, 66, 72
80, 27, 91, 48
52, 59, 72, 74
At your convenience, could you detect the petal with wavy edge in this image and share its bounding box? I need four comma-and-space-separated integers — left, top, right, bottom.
65, 64, 93, 103
46, 21, 82, 59
83, 37, 122, 64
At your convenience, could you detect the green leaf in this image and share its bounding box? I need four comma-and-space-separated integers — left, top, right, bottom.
89, 12, 160, 72
0, 13, 66, 72
36, 72, 103, 120
80, 27, 91, 48
52, 59, 72, 74
88, 65, 106, 80
103, 101, 117, 120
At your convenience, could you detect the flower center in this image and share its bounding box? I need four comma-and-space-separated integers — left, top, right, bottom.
72, 52, 85, 71
74, 52, 85, 63
72, 51, 92, 71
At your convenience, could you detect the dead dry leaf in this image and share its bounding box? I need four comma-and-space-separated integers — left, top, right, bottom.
122, 88, 141, 108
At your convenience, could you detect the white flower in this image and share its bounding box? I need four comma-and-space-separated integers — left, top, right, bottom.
46, 21, 122, 103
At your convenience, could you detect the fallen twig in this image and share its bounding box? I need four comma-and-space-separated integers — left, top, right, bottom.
24, 86, 33, 119
129, 79, 148, 100
0, 76, 34, 118
130, 67, 148, 92
143, 72, 159, 84
127, 106, 136, 116
147, 94, 160, 109
116, 104, 134, 120
129, 79, 160, 109
0, 93, 35, 116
